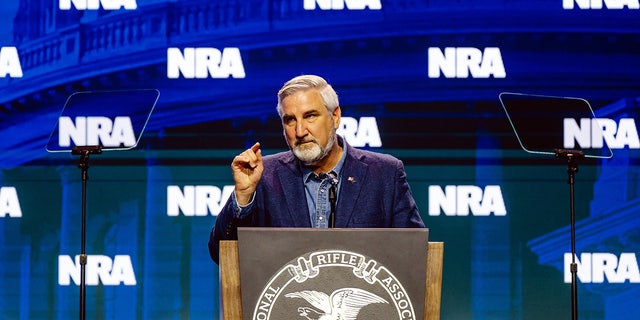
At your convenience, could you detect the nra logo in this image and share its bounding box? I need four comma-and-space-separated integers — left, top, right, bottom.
338, 117, 382, 148
428, 47, 506, 79
565, 253, 640, 283
253, 249, 415, 319
0, 47, 23, 78
428, 185, 507, 216
58, 116, 136, 148
563, 0, 640, 9
167, 185, 235, 217
0, 186, 22, 218
59, 0, 137, 10
303, 0, 382, 10
564, 118, 639, 149
58, 255, 136, 286
167, 47, 245, 79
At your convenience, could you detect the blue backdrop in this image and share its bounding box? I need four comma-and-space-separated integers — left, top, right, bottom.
1, 1, 639, 319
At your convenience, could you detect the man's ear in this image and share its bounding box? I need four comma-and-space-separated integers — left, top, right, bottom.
332, 106, 341, 129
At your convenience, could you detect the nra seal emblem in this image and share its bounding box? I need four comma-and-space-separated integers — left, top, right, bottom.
252, 249, 416, 320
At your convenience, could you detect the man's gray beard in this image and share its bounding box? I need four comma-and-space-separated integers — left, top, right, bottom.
292, 133, 336, 166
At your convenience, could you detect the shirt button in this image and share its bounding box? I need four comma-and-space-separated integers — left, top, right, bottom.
320, 189, 325, 193
319, 216, 324, 220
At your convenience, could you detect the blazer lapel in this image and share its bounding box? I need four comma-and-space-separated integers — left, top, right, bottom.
335, 148, 367, 227
276, 154, 312, 227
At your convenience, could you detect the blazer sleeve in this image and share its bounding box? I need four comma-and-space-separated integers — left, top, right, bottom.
392, 159, 425, 228
208, 193, 257, 264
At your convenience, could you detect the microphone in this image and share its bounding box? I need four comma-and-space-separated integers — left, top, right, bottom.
327, 172, 338, 228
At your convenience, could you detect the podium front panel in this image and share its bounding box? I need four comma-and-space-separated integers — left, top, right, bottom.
238, 227, 428, 320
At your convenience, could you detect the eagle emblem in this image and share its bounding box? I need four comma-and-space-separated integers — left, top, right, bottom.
285, 287, 388, 320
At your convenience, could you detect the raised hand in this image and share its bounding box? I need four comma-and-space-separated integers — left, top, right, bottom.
231, 142, 263, 205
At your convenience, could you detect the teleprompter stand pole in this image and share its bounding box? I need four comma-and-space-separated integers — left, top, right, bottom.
554, 148, 584, 320
71, 145, 102, 320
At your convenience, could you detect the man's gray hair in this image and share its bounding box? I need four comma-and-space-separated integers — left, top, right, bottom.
276, 75, 339, 118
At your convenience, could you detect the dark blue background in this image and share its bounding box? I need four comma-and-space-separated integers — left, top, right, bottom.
1, 1, 639, 319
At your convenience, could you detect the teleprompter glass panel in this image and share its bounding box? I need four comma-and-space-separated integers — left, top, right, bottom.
499, 92, 613, 159
46, 89, 160, 152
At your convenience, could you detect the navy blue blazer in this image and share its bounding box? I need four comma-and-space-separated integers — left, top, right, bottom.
208, 140, 425, 263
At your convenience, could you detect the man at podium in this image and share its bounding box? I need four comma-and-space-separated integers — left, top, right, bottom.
208, 75, 425, 264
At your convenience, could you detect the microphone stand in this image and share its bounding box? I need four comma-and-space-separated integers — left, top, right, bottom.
328, 184, 337, 228
71, 145, 102, 320
327, 173, 338, 228
554, 148, 584, 320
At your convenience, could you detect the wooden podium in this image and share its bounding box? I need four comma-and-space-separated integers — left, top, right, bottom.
219, 240, 444, 320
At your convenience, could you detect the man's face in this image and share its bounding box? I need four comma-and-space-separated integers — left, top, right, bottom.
281, 89, 341, 165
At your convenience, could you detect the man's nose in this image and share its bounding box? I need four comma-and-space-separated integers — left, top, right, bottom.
295, 121, 308, 137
